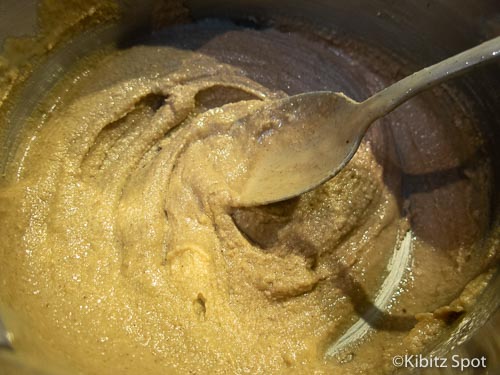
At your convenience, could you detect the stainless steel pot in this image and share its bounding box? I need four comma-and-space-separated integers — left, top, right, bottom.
0, 0, 498, 374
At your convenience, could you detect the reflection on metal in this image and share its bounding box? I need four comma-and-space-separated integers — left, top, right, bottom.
326, 230, 413, 358
0, 316, 12, 350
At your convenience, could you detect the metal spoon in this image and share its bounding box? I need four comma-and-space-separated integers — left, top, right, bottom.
236, 36, 500, 206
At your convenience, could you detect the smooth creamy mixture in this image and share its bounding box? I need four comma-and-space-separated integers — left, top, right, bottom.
0, 20, 497, 375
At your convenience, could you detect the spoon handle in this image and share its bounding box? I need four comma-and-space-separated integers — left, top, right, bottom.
360, 36, 500, 122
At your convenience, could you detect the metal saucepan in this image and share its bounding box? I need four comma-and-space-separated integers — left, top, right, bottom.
0, 0, 498, 374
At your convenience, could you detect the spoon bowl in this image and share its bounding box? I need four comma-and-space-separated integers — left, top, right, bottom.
238, 91, 363, 205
